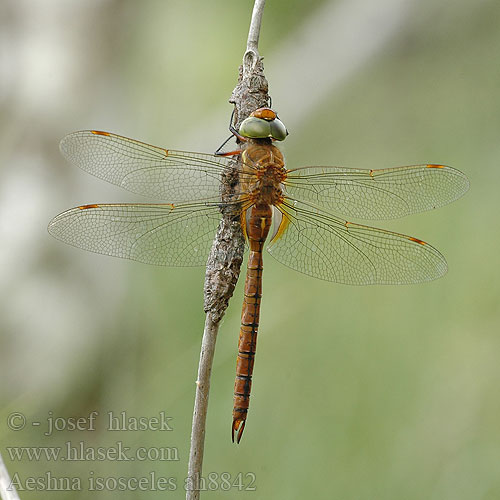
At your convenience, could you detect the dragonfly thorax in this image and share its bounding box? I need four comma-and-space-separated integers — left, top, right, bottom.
242, 143, 287, 206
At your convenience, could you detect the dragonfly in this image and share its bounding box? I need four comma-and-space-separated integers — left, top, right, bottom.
48, 107, 469, 443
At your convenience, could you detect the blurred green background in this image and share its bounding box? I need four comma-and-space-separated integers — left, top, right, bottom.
1, 0, 499, 498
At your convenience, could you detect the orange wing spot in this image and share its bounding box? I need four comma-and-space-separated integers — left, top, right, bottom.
345, 221, 351, 228
409, 236, 426, 245
251, 107, 277, 121
162, 148, 169, 157
78, 204, 100, 210
369, 169, 374, 177
166, 203, 175, 209
91, 130, 110, 136
427, 164, 444, 169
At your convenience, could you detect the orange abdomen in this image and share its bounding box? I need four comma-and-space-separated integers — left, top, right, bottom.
232, 203, 272, 443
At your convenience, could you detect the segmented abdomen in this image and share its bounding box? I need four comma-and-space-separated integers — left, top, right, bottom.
232, 203, 272, 443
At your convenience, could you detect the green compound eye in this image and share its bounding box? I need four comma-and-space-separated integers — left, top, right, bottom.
270, 118, 287, 141
239, 117, 271, 139
238, 116, 288, 141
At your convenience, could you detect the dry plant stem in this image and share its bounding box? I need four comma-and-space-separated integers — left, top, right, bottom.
186, 1, 269, 498
247, 0, 266, 53
0, 452, 21, 500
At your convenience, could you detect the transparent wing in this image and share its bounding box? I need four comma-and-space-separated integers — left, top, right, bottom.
267, 200, 447, 285
48, 202, 224, 266
285, 164, 469, 220
59, 130, 237, 202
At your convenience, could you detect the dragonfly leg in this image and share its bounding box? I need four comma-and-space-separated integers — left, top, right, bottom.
229, 125, 247, 143
214, 108, 248, 156
214, 133, 237, 156
215, 149, 243, 157
214, 131, 245, 156
227, 107, 246, 141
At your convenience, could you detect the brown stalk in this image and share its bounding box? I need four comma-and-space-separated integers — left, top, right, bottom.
185, 0, 270, 498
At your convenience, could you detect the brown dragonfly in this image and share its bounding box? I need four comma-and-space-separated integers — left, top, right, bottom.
48, 108, 469, 443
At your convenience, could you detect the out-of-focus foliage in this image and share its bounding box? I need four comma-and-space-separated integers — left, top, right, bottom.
1, 0, 498, 498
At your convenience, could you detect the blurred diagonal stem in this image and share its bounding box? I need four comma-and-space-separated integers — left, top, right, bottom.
0, 452, 20, 500
186, 1, 268, 498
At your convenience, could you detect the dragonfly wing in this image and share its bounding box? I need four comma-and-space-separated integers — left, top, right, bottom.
285, 164, 469, 220
267, 200, 447, 285
60, 131, 234, 202
48, 202, 222, 266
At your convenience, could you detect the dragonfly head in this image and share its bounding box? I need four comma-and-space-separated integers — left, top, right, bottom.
238, 107, 288, 141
